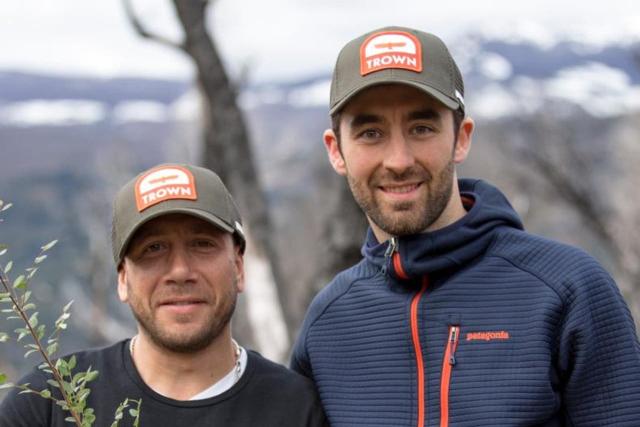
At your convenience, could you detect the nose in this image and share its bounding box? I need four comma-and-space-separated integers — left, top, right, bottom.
382, 133, 415, 175
166, 247, 196, 284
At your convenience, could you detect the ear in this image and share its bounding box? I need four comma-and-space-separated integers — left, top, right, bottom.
453, 116, 474, 164
323, 129, 347, 176
233, 246, 245, 294
117, 263, 129, 303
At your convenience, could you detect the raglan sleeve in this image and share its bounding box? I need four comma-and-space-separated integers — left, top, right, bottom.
0, 368, 52, 427
557, 260, 640, 425
290, 318, 312, 377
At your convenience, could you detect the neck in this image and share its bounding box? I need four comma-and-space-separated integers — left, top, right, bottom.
130, 328, 237, 400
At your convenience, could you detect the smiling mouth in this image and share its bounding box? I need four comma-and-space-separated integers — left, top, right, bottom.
380, 183, 422, 194
159, 299, 206, 307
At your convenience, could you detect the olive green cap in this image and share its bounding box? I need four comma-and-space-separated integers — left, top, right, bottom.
330, 26, 465, 115
111, 163, 245, 265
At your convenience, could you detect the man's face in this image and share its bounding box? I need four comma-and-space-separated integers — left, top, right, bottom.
324, 84, 473, 240
117, 213, 244, 353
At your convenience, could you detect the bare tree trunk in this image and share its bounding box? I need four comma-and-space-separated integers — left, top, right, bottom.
123, 0, 295, 349
317, 179, 368, 288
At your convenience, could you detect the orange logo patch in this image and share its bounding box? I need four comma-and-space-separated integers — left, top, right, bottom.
466, 331, 510, 342
360, 31, 422, 76
135, 166, 197, 212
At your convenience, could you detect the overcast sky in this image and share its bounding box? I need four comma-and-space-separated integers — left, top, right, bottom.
2, 0, 639, 83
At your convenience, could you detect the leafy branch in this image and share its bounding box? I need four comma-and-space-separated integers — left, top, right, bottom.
0, 200, 141, 426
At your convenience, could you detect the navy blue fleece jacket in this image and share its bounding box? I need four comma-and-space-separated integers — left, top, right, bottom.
292, 179, 640, 427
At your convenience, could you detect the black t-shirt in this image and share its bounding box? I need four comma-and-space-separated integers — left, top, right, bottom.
0, 340, 327, 426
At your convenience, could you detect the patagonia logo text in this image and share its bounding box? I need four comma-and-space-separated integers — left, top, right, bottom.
360, 31, 422, 76
466, 331, 510, 342
135, 166, 197, 212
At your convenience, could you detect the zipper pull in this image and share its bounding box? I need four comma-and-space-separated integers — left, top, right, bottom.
449, 326, 460, 366
381, 237, 398, 275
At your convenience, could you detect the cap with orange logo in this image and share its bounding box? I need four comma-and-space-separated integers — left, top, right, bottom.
330, 26, 465, 115
111, 163, 245, 264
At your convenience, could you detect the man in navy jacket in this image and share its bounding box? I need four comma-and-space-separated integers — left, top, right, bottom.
291, 26, 640, 426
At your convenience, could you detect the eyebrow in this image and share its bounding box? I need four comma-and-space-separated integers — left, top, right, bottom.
349, 113, 383, 129
408, 109, 442, 122
348, 109, 442, 130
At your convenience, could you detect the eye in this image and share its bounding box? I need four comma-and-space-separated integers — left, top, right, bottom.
357, 128, 383, 142
143, 242, 166, 254
190, 238, 219, 252
410, 125, 434, 136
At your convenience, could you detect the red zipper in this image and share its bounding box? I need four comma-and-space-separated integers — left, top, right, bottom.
440, 325, 460, 427
410, 276, 429, 427
393, 251, 409, 279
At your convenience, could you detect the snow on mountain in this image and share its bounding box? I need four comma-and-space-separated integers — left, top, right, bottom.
477, 52, 513, 81
287, 79, 331, 108
1, 26, 639, 124
470, 61, 640, 119
112, 100, 168, 123
545, 62, 640, 116
0, 99, 106, 126
245, 27, 640, 120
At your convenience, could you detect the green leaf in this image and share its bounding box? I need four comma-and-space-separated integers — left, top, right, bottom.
62, 381, 73, 395
47, 379, 59, 388
0, 249, 7, 257
36, 324, 45, 340
63, 300, 74, 312
41, 240, 58, 252
47, 342, 59, 356
83, 370, 98, 383
76, 387, 91, 403
14, 327, 29, 342
26, 267, 38, 280
22, 303, 36, 312
34, 255, 47, 265
40, 389, 51, 398
83, 408, 95, 419
1, 202, 12, 212
3, 261, 12, 274
55, 358, 69, 376
28, 312, 39, 328
0, 332, 8, 342
67, 355, 77, 370
129, 409, 139, 417
0, 373, 7, 384
13, 275, 27, 290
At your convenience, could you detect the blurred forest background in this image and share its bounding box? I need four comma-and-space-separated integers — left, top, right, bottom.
1, 1, 640, 400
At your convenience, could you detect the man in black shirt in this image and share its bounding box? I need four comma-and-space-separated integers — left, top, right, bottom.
1, 163, 326, 427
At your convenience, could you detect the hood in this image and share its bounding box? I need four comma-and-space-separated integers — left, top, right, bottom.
362, 179, 524, 280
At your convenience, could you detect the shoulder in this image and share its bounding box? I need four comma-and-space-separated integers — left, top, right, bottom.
0, 341, 126, 427
245, 352, 319, 397
489, 228, 614, 295
303, 259, 378, 328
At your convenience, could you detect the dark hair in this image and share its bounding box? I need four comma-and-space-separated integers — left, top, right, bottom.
331, 107, 465, 150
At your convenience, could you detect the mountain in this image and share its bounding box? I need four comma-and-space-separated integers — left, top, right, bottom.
1, 29, 639, 377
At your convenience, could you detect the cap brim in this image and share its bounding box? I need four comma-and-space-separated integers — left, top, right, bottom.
330, 79, 460, 115
117, 207, 234, 263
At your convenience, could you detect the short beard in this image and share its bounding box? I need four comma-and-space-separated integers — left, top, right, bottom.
347, 159, 455, 237
128, 281, 238, 354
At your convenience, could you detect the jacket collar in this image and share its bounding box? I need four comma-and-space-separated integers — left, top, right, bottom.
362, 179, 524, 280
